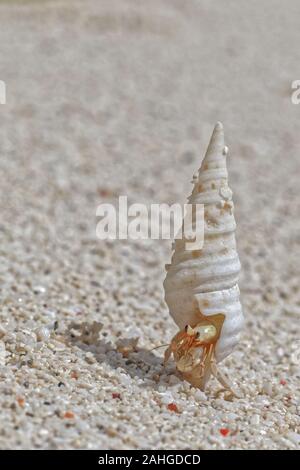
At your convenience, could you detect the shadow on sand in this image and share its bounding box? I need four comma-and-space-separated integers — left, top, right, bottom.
65, 322, 175, 387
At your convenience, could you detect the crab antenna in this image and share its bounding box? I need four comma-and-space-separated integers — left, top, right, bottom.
150, 343, 171, 351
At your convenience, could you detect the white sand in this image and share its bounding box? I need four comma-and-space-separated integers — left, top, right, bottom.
0, 0, 299, 450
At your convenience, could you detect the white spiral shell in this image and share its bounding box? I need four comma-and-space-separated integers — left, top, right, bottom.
164, 122, 243, 362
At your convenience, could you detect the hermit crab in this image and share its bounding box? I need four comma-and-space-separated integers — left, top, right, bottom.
163, 122, 243, 396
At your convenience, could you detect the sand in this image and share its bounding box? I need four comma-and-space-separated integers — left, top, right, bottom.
0, 0, 299, 450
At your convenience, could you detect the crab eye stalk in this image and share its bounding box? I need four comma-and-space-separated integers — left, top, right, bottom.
184, 325, 188, 332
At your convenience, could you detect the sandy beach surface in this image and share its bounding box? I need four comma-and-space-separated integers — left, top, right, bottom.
0, 0, 300, 449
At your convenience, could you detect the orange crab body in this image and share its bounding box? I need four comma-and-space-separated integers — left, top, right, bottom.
164, 313, 240, 395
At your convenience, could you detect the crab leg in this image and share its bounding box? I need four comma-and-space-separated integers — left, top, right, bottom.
183, 344, 213, 390
163, 344, 173, 365
196, 344, 211, 377
210, 354, 242, 398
